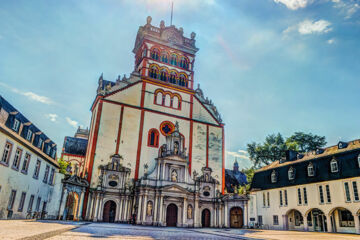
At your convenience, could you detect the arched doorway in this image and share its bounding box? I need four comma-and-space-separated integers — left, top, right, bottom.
286, 209, 304, 230
307, 208, 327, 232
230, 207, 243, 228
202, 209, 211, 227
166, 204, 178, 227
65, 192, 79, 220
330, 207, 355, 233
103, 200, 116, 223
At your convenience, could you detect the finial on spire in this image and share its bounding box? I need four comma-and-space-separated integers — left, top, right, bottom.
170, 1, 174, 26
146, 16, 152, 25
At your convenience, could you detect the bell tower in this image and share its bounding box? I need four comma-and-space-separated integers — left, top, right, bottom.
133, 16, 198, 90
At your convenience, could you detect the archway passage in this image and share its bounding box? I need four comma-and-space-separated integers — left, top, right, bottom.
166, 204, 178, 227
330, 207, 355, 233
307, 208, 327, 232
65, 192, 79, 220
286, 209, 303, 230
230, 207, 243, 228
103, 200, 116, 223
202, 209, 211, 227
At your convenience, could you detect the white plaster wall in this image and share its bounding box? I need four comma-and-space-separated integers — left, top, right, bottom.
105, 83, 142, 107
192, 98, 218, 125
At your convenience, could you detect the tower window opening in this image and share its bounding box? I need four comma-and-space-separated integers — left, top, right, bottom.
151, 49, 159, 60
149, 66, 158, 79
169, 73, 177, 84
160, 70, 168, 82
148, 129, 159, 147
170, 54, 177, 66
161, 54, 168, 63
180, 57, 189, 69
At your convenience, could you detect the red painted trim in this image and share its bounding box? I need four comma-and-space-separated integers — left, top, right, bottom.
146, 58, 192, 75
135, 82, 146, 180
206, 125, 209, 168
193, 95, 222, 125
103, 80, 142, 99
101, 98, 222, 128
82, 100, 103, 218
143, 78, 194, 94
147, 63, 191, 89
147, 128, 159, 148
144, 38, 195, 59
62, 153, 86, 158
159, 121, 175, 136
90, 95, 103, 112
115, 106, 124, 154
222, 125, 225, 194
153, 88, 182, 110
188, 95, 194, 175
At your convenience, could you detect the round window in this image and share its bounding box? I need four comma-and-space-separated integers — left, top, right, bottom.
159, 121, 175, 136
203, 191, 210, 197
108, 181, 118, 187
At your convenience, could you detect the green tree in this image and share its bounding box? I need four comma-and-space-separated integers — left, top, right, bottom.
58, 157, 69, 174
237, 167, 255, 194
247, 132, 326, 168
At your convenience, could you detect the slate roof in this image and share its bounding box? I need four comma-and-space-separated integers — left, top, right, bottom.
225, 169, 248, 193
63, 136, 88, 156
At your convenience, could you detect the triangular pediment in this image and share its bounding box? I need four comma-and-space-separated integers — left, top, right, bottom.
162, 184, 189, 193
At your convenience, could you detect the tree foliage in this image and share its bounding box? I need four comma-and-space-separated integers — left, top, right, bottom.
247, 132, 326, 168
58, 157, 69, 175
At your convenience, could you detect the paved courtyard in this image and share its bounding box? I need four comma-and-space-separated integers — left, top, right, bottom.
1, 220, 360, 240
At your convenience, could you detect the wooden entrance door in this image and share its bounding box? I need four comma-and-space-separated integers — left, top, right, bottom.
230, 207, 243, 228
202, 209, 211, 227
166, 204, 178, 227
103, 200, 116, 223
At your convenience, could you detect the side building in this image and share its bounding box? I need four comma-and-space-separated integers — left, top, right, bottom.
249, 140, 360, 234
0, 96, 63, 219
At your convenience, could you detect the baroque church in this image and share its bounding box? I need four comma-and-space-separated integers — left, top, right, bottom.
57, 16, 248, 228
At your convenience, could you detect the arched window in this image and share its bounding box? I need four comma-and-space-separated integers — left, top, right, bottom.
180, 57, 188, 69
357, 154, 360, 168
169, 72, 177, 84
142, 48, 147, 58
179, 74, 187, 87
148, 129, 159, 147
151, 49, 159, 60
149, 66, 158, 79
164, 94, 171, 107
173, 96, 180, 109
288, 167, 295, 180
271, 170, 277, 183
155, 91, 163, 105
160, 69, 168, 82
307, 162, 315, 177
161, 53, 168, 63
170, 54, 177, 66
330, 158, 338, 173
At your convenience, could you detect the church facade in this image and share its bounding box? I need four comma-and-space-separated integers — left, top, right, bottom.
69, 16, 248, 228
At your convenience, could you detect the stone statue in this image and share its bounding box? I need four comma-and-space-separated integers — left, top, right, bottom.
146, 201, 153, 216
187, 205, 193, 219
174, 142, 179, 155
171, 170, 178, 182
205, 174, 209, 182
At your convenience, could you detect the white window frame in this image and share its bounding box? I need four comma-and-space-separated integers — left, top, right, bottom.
344, 182, 351, 202
288, 167, 295, 180
307, 163, 314, 177
271, 170, 277, 183
12, 119, 20, 131
353, 181, 359, 201
357, 154, 360, 168
330, 158, 338, 173
325, 185, 331, 203
26, 130, 32, 141
37, 138, 43, 149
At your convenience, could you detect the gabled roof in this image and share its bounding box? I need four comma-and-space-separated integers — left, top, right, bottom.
63, 136, 88, 156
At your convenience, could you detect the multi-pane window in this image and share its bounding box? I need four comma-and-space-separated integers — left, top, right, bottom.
12, 148, 22, 170
37, 138, 43, 149
28, 195, 34, 212
33, 159, 41, 179
307, 163, 314, 176
267, 192, 270, 207
12, 118, 20, 131
326, 185, 331, 203
279, 190, 283, 206
36, 197, 41, 211
330, 159, 339, 173
48, 168, 55, 185
21, 153, 31, 174
43, 165, 50, 183
297, 188, 302, 205
273, 215, 279, 225
284, 190, 288, 206
26, 130, 32, 141
319, 185, 324, 203
303, 188, 308, 205
1, 141, 13, 165
288, 167, 295, 180
271, 170, 277, 183
344, 182, 351, 202
51, 149, 56, 159
353, 181, 359, 201
8, 190, 16, 210
263, 193, 266, 207
46, 146, 50, 155
18, 192, 26, 212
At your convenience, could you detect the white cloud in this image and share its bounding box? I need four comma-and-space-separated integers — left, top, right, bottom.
226, 150, 250, 160
66, 117, 78, 128
45, 113, 58, 122
0, 82, 54, 104
274, 0, 311, 10
327, 38, 335, 44
332, 0, 360, 19
284, 19, 332, 35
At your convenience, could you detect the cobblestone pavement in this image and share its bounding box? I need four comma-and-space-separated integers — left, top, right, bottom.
2, 221, 360, 240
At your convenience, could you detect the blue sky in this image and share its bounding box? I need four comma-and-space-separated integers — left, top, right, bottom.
0, 0, 359, 169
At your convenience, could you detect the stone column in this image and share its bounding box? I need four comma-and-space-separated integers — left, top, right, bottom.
98, 195, 104, 221
355, 215, 360, 234
93, 193, 100, 222
124, 196, 129, 222
58, 188, 68, 220
153, 194, 158, 224
159, 195, 164, 225
194, 197, 199, 227
119, 197, 124, 222
85, 192, 92, 220
77, 190, 85, 221
182, 198, 187, 226
162, 163, 166, 180
244, 202, 248, 228
224, 202, 228, 228
137, 194, 143, 224
326, 214, 333, 233
142, 193, 148, 223
303, 216, 309, 231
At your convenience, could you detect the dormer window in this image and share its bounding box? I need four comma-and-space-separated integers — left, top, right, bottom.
12, 119, 20, 131
330, 158, 338, 173
46, 145, 51, 155
358, 154, 360, 168
37, 138, 43, 149
26, 130, 32, 141
307, 163, 315, 177
288, 167, 295, 180
271, 170, 277, 183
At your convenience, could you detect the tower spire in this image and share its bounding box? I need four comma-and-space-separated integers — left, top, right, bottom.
170, 1, 174, 26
